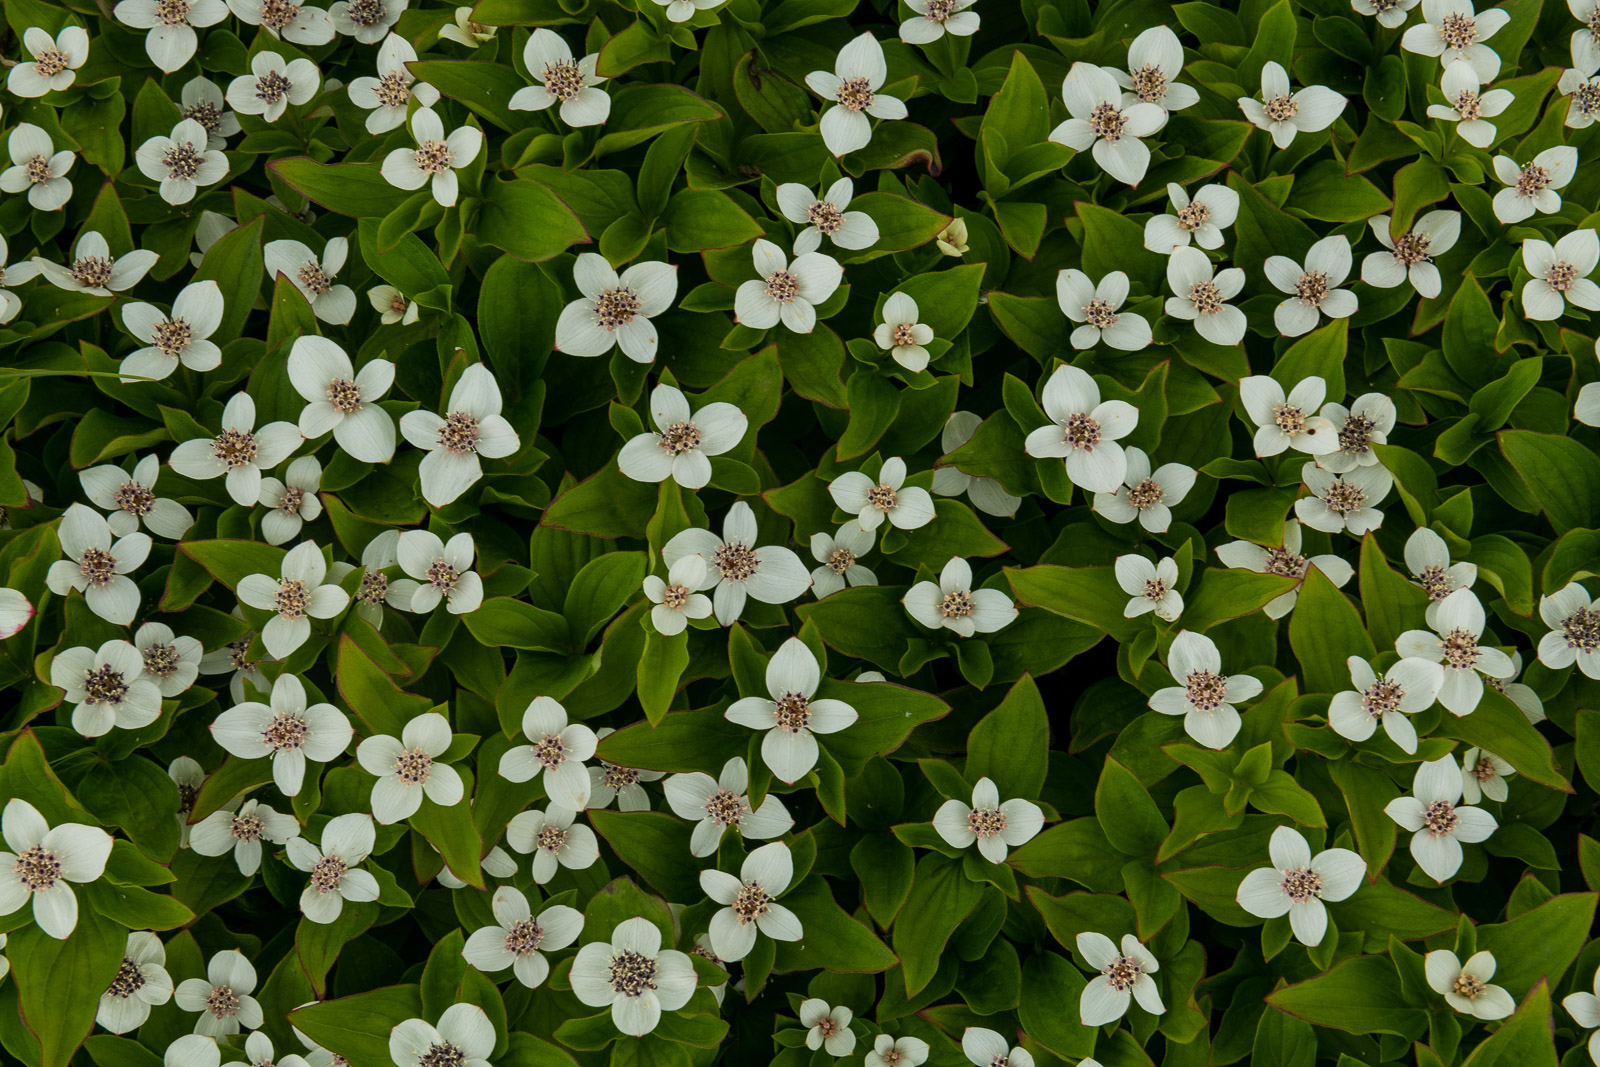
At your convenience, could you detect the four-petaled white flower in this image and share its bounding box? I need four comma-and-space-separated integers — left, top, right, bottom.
1522, 230, 1600, 320
391, 530, 483, 615
189, 797, 299, 875
285, 813, 380, 923
571, 917, 696, 1037
390, 1004, 495, 1067
498, 696, 597, 810
1241, 375, 1339, 458
1049, 62, 1164, 186
0, 235, 43, 323
382, 108, 483, 207
874, 292, 936, 371
349, 35, 440, 134
643, 555, 715, 635
1023, 364, 1138, 493
463, 885, 583, 988
588, 727, 664, 811
1403, 0, 1508, 81
1166, 246, 1247, 345
1353, 0, 1419, 26
1460, 746, 1513, 803
778, 178, 879, 255
1396, 588, 1514, 715
1116, 554, 1183, 622
51, 639, 163, 737
35, 230, 157, 296
1425, 949, 1514, 1019
701, 841, 803, 961
1328, 655, 1445, 754
810, 522, 877, 599
1058, 269, 1152, 351
228, 0, 332, 44
1265, 236, 1359, 336
120, 280, 225, 383
265, 237, 356, 324
45, 503, 150, 625
1107, 25, 1197, 119
1077, 932, 1164, 1025
901, 0, 979, 43
867, 1035, 930, 1067
1361, 211, 1460, 298
179, 78, 241, 150
135, 622, 203, 697
400, 363, 521, 507
735, 239, 843, 335
358, 712, 465, 824
136, 119, 229, 206
830, 456, 935, 533
1094, 446, 1195, 533
175, 949, 263, 1036
664, 756, 794, 857
84, 456, 174, 534
1562, 965, 1600, 1062
905, 556, 1018, 636
1145, 182, 1238, 253
370, 284, 419, 325
727, 637, 858, 784
1239, 62, 1346, 148
439, 5, 495, 44
258, 456, 324, 546
97, 931, 175, 1034
329, 0, 401, 41
1576, 0, 1600, 71
1296, 462, 1392, 536
1385, 754, 1498, 881
806, 33, 908, 157
934, 412, 1023, 518
555, 254, 678, 363
114, 0, 226, 72
243, 1032, 307, 1067
226, 51, 320, 124
0, 124, 75, 211
1537, 581, 1600, 678
170, 758, 205, 850
801, 999, 857, 1057
934, 776, 1045, 862
171, 394, 302, 507
663, 501, 812, 624
619, 383, 745, 489
1427, 63, 1512, 148
506, 805, 599, 883
237, 541, 350, 658
197, 614, 268, 702
0, 798, 114, 940
1149, 630, 1262, 749
1405, 527, 1478, 629
1493, 146, 1577, 223
1318, 392, 1395, 474
510, 30, 611, 127
1235, 825, 1365, 946
8, 27, 89, 97
211, 674, 354, 796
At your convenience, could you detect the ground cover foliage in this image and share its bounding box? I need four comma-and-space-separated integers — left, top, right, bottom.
6, 0, 1600, 1063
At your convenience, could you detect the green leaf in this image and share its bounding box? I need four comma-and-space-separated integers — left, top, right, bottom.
8, 906, 124, 1067
661, 189, 763, 253
1266, 955, 1425, 1036
480, 179, 591, 261
269, 158, 413, 217
889, 854, 981, 996
1497, 430, 1600, 533
1287, 567, 1375, 694
966, 675, 1049, 799
1459, 980, 1557, 1067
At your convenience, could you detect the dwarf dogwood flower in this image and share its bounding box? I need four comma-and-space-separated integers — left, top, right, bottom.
1522, 230, 1600, 319
934, 412, 1022, 518
506, 805, 599, 883
358, 712, 465, 824
0, 237, 42, 323
868, 1035, 930, 1067
7, 27, 89, 96
169, 758, 203, 847
1425, 950, 1514, 1019
1386, 755, 1498, 881
1328, 655, 1444, 754
643, 555, 714, 635
1427, 63, 1512, 148
198, 621, 267, 703
52, 640, 162, 737
226, 51, 319, 124
348, 35, 439, 133
228, 0, 332, 43
1537, 581, 1600, 678
285, 813, 379, 924
802, 1000, 857, 1057
1241, 376, 1339, 458
1216, 522, 1353, 619
1107, 25, 1197, 119
119, 280, 225, 382
178, 78, 239, 150
830, 456, 935, 532
1318, 393, 1395, 474
135, 119, 228, 206
874, 292, 936, 371
1235, 826, 1364, 946
265, 238, 355, 324
45, 504, 149, 625
463, 885, 582, 988
663, 501, 812, 624
1362, 211, 1460, 298
189, 798, 298, 875
1563, 66, 1600, 127
778, 177, 879, 255
370, 285, 419, 325
905, 556, 1017, 636
1145, 182, 1238, 253
1049, 62, 1164, 185
1493, 146, 1577, 223
389, 1005, 494, 1067
390, 530, 482, 615
653, 0, 723, 20
1023, 364, 1138, 493
555, 255, 677, 363
97, 932, 174, 1033
187, 215, 238, 273
1353, 0, 1419, 25
498, 697, 597, 809
934, 776, 1044, 862
237, 541, 350, 658
439, 5, 495, 43
1266, 236, 1358, 336
1077, 932, 1163, 1025
436, 843, 517, 889
166, 1035, 224, 1067
0, 124, 74, 211
1058, 269, 1152, 351
1150, 630, 1261, 749
80, 454, 192, 541
400, 364, 520, 508
1116, 555, 1183, 621
510, 30, 610, 126
1094, 447, 1195, 533
1405, 528, 1477, 628
810, 522, 877, 598
619, 383, 744, 489
1562, 966, 1600, 1062
35, 231, 157, 296
0, 799, 112, 939
735, 239, 842, 335
175, 950, 262, 1036
1296, 462, 1392, 536
806, 33, 907, 157
701, 841, 803, 961
571, 917, 695, 1036
1397, 588, 1513, 715
134, 622, 200, 699
937, 219, 970, 257
211, 674, 353, 796
728, 637, 858, 784
1460, 746, 1513, 804
1166, 246, 1247, 344
382, 108, 482, 207
901, 0, 978, 42
1403, 0, 1508, 81
114, 0, 226, 71
588, 728, 663, 811
242, 1032, 307, 1067
258, 457, 323, 546
1239, 62, 1347, 148
665, 756, 793, 857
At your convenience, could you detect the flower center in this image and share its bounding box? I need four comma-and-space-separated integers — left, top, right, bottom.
504, 919, 544, 955
1452, 973, 1486, 998
1322, 479, 1365, 515
183, 101, 223, 134
661, 583, 690, 609
79, 546, 118, 587
1263, 94, 1298, 122
1392, 231, 1432, 267
161, 142, 205, 180
884, 1052, 904, 1066
358, 571, 389, 605
262, 711, 309, 753
535, 825, 567, 852
1130, 63, 1168, 103
835, 76, 875, 112
255, 70, 293, 105
260, 0, 300, 28
967, 806, 1007, 838
712, 541, 759, 582
277, 486, 305, 516
114, 482, 156, 516
1362, 678, 1404, 719
83, 665, 130, 704
1272, 404, 1306, 436
310, 855, 347, 893
12, 845, 62, 891
764, 270, 799, 304
1546, 261, 1579, 292
773, 691, 811, 734
732, 880, 771, 922
227, 638, 253, 671
106, 957, 147, 999
1562, 606, 1600, 651
593, 286, 642, 330
1084, 297, 1119, 328
1439, 627, 1481, 670
531, 734, 566, 770
297, 262, 332, 295
1176, 202, 1210, 232
891, 322, 918, 347
940, 590, 973, 618
826, 547, 855, 574
1512, 162, 1550, 197
657, 421, 701, 454
1061, 412, 1101, 451
705, 788, 745, 827
1143, 577, 1168, 602
601, 763, 640, 789
924, 0, 957, 20
1189, 279, 1224, 315
1471, 757, 1497, 783
152, 318, 193, 357
817, 1019, 840, 1038
437, 410, 480, 455
807, 200, 843, 233
177, 783, 199, 818
155, 0, 191, 24
1574, 80, 1600, 117
1337, 414, 1375, 456
274, 578, 310, 619
376, 71, 411, 109
23, 155, 51, 185
866, 483, 897, 511
142, 642, 180, 678
394, 747, 433, 785
1088, 101, 1128, 141
1184, 668, 1229, 712
418, 1044, 465, 1067
1591, 6, 1600, 36
345, 0, 384, 24
1280, 866, 1322, 903
1423, 799, 1459, 835
230, 812, 264, 841
425, 558, 459, 593
607, 950, 658, 997
34, 48, 69, 77
389, 294, 409, 316
542, 59, 586, 101
412, 139, 452, 175
1438, 12, 1476, 49
71, 256, 114, 289
205, 986, 241, 1018
1103, 955, 1143, 991
1295, 270, 1329, 306
1452, 90, 1482, 120
1418, 564, 1453, 600
1127, 478, 1163, 509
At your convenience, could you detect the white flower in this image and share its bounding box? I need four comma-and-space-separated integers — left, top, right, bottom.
179, 78, 241, 150
228, 0, 331, 43
937, 219, 970, 257
619, 383, 744, 489
357, 712, 465, 824
1094, 447, 1195, 533
1048, 62, 1164, 185
1402, 0, 1508, 81
390, 1005, 493, 1067
1149, 630, 1262, 749
0, 236, 43, 324
436, 843, 517, 888
1077, 932, 1163, 1025
664, 756, 793, 857
1404, 527, 1477, 628
1023, 364, 1138, 492
285, 813, 379, 923
0, 798, 114, 939
1328, 655, 1445, 754
1562, 966, 1600, 1063
328, 0, 403, 41
1353, 0, 1419, 26
1265, 235, 1359, 336
1145, 182, 1238, 253
727, 637, 858, 784
370, 285, 419, 325
801, 1000, 857, 1057
0, 124, 74, 211
51, 640, 162, 737
170, 394, 301, 507
288, 337, 396, 464
643, 555, 715, 635
1385, 755, 1498, 881
867, 1035, 930, 1067
1235, 826, 1365, 946
1058, 269, 1152, 352
79, 454, 192, 541
901, 0, 978, 43
1425, 949, 1514, 1019
462, 885, 582, 988
175, 950, 262, 1036
265, 238, 356, 325
128, 627, 199, 701
237, 541, 350, 657
1494, 652, 1545, 723
1106, 25, 1197, 118
654, 0, 723, 21
169, 756, 204, 847
506, 805, 599, 883
933, 776, 1045, 862
211, 674, 353, 796
1116, 555, 1183, 621
198, 617, 268, 702
398, 363, 520, 508
873, 292, 936, 371
7, 27, 89, 97
1427, 63, 1512, 147
1562, 66, 1600, 127
662, 501, 813, 624
440, 5, 495, 44
778, 178, 879, 255
1493, 146, 1577, 224
166, 1035, 223, 1067
587, 728, 663, 811
189, 797, 298, 875
1239, 62, 1347, 148
1362, 211, 1460, 299
390, 531, 483, 615
1295, 462, 1392, 536
701, 841, 803, 961
1240, 375, 1339, 458
0, 588, 34, 639
1396, 588, 1514, 715
135, 119, 228, 206
98, 932, 174, 1033
510, 30, 610, 126
243, 1032, 308, 1067
1459, 746, 1513, 805
554, 254, 677, 363
1522, 229, 1600, 320
571, 917, 695, 1036
189, 212, 237, 267
1317, 392, 1396, 474
382, 108, 482, 207
45, 504, 150, 625
226, 51, 319, 124
257, 457, 323, 546
348, 35, 440, 134
905, 556, 1018, 636
1165, 246, 1247, 344
1537, 581, 1600, 678
809, 523, 877, 599
735, 239, 843, 335
497, 696, 597, 809
335, 530, 406, 628
806, 33, 908, 157
933, 412, 1021, 518
119, 280, 225, 382
114, 0, 226, 71
829, 456, 935, 533
35, 231, 156, 298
